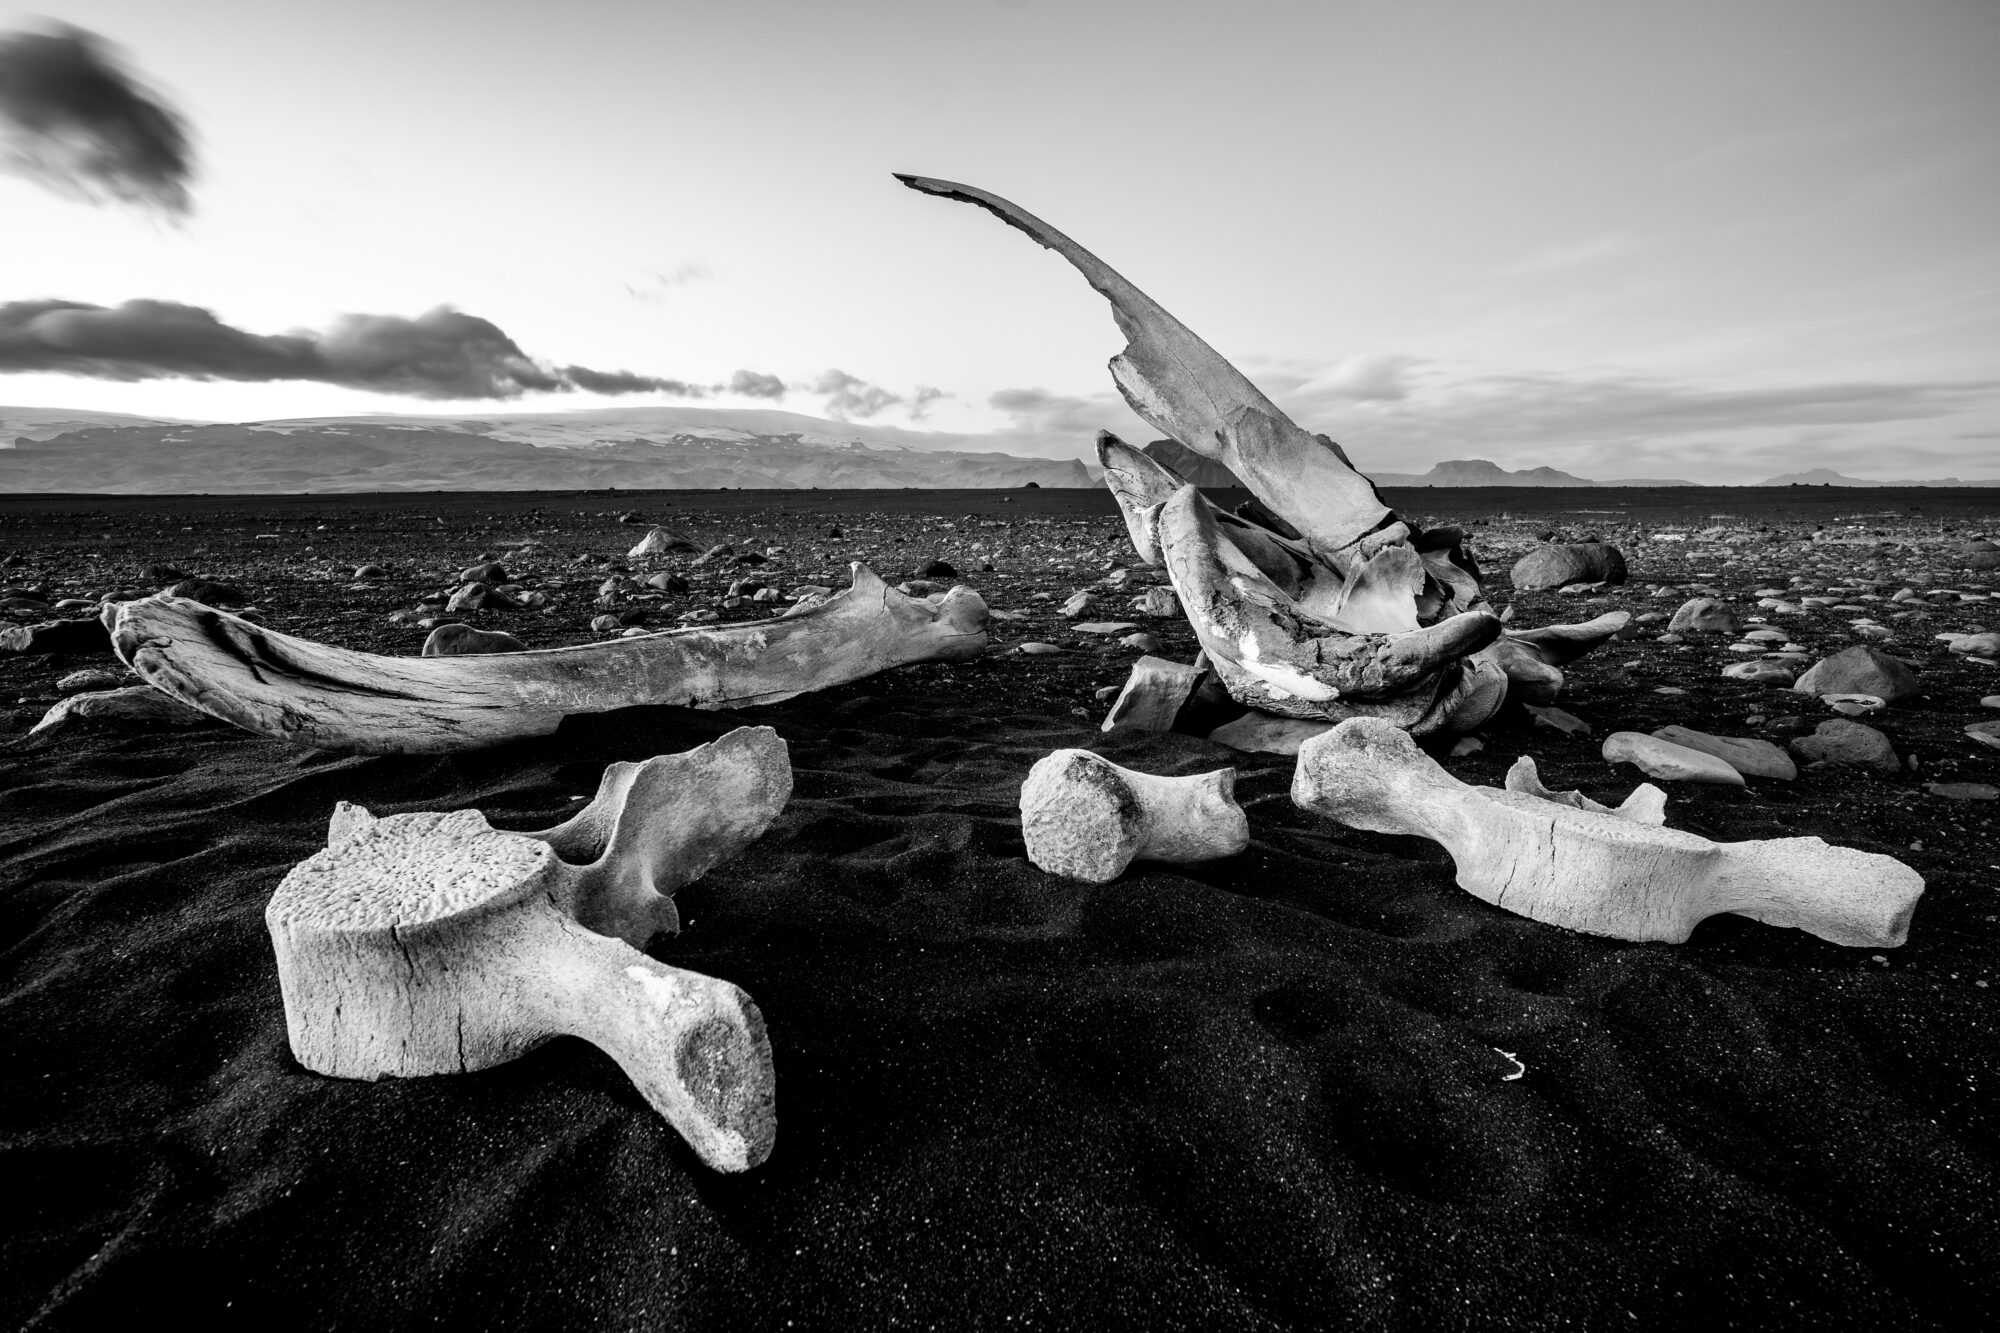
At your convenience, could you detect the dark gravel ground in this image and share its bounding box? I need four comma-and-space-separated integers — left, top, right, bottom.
2, 484, 1998, 1330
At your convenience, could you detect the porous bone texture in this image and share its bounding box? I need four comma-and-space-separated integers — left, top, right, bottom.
269, 809, 549, 932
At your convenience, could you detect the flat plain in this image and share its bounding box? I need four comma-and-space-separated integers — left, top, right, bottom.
2, 484, 1997, 1330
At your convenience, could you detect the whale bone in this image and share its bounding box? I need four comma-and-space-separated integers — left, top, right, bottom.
1020, 749, 1248, 882
271, 731, 790, 1172
1292, 718, 1922, 946
109, 564, 986, 753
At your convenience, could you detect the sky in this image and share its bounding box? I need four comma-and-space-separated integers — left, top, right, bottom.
1, 0, 1996, 482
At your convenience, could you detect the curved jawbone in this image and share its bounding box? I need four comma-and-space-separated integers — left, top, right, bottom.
1156, 486, 1501, 726
108, 565, 989, 754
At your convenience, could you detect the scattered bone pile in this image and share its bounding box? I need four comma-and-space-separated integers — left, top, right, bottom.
2, 179, 1992, 1220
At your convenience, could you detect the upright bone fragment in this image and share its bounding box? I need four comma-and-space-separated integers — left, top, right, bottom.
108, 564, 987, 753
1292, 718, 1922, 947
1100, 655, 1206, 734
897, 173, 1398, 572
270, 778, 782, 1171
1021, 749, 1248, 883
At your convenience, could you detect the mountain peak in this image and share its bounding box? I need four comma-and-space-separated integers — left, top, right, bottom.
1368, 457, 1603, 487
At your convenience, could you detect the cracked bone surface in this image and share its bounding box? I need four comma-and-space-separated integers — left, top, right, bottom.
107, 564, 987, 753
1292, 718, 1923, 947
1156, 486, 1504, 732
1020, 749, 1248, 883
272, 732, 789, 1173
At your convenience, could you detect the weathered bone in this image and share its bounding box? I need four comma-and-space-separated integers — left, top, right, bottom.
1098, 433, 1329, 602
1474, 636, 1567, 704
1100, 655, 1206, 734
270, 785, 781, 1171
899, 173, 1398, 572
1099, 430, 1489, 633
1503, 754, 1666, 824
1156, 486, 1502, 726
1505, 611, 1632, 665
26, 683, 215, 739
1293, 718, 1922, 946
901, 174, 1613, 735
1020, 749, 1247, 883
107, 565, 987, 753
319, 729, 788, 949
1473, 612, 1632, 704
532, 726, 791, 945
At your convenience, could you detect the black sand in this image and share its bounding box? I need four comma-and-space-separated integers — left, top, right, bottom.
3, 487, 1998, 1330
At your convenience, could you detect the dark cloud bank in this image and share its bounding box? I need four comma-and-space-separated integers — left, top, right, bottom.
0, 23, 193, 213
0, 299, 931, 413
0, 299, 728, 401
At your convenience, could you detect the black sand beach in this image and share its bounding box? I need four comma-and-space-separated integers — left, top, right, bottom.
3, 487, 1998, 1330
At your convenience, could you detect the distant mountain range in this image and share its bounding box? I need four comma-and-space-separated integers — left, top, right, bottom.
3, 406, 1993, 491
1355, 458, 1999, 489
0, 406, 202, 440
1371, 458, 1609, 487
1753, 467, 2000, 487
1340, 458, 1702, 488
1137, 451, 1698, 489
0, 407, 1094, 493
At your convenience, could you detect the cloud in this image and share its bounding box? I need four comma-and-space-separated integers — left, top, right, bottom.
814, 368, 901, 421
560, 365, 704, 396
0, 23, 192, 214
1262, 355, 2000, 483
727, 368, 785, 399
907, 385, 949, 421
1291, 353, 1412, 402
988, 386, 1146, 437
623, 263, 710, 302
0, 299, 706, 400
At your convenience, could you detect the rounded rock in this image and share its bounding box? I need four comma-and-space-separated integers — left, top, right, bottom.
1603, 731, 1746, 785
1722, 661, 1795, 685
458, 561, 508, 585
421, 624, 526, 657
1668, 598, 1740, 635
1793, 646, 1920, 704
1790, 719, 1901, 772
1509, 543, 1627, 593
